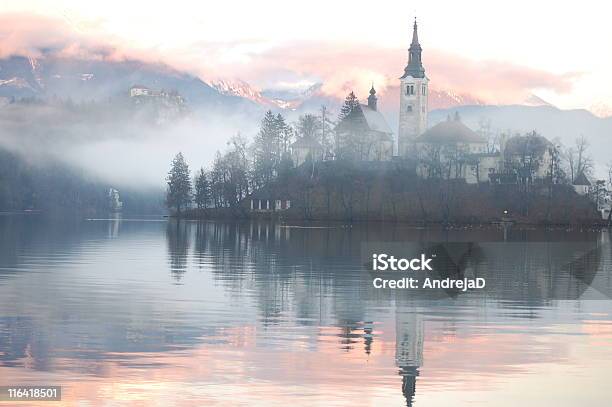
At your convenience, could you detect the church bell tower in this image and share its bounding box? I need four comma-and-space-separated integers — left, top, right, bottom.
398, 18, 428, 157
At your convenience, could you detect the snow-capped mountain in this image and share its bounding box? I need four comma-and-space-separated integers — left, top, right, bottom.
0, 55, 259, 112
522, 93, 555, 107
1, 53, 610, 128
208, 78, 277, 107
212, 79, 486, 112
428, 88, 485, 110
209, 79, 325, 110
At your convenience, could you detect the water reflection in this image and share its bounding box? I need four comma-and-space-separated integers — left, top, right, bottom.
166, 220, 190, 279
0, 217, 611, 406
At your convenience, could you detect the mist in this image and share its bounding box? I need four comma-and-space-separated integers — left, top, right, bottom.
0, 100, 261, 191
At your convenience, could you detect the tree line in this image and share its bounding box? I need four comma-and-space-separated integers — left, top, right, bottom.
166, 91, 610, 219
165, 106, 337, 214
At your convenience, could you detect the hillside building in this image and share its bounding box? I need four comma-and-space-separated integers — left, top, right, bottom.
415, 113, 500, 183
335, 86, 394, 161
572, 172, 591, 195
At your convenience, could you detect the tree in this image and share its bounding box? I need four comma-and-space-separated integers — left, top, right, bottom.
207, 134, 251, 208
210, 151, 226, 208
565, 135, 593, 182
166, 152, 192, 215
275, 113, 293, 154
336, 92, 370, 160
223, 133, 250, 206
338, 91, 359, 121
194, 167, 211, 209
317, 105, 335, 159
296, 114, 318, 139
477, 117, 500, 153
253, 110, 280, 187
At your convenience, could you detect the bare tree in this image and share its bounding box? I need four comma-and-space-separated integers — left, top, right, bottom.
566, 135, 593, 182
477, 117, 500, 153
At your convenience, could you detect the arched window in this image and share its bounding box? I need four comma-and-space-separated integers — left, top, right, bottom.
406, 105, 413, 113
422, 84, 426, 95
406, 84, 415, 96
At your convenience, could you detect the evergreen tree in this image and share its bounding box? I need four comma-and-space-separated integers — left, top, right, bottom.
210, 151, 226, 207
166, 152, 192, 215
253, 110, 280, 187
194, 167, 211, 209
297, 114, 318, 139
336, 92, 365, 160
338, 91, 359, 121
275, 113, 293, 154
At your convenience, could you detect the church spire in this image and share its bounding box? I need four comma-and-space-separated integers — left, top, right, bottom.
367, 84, 378, 111
411, 18, 420, 47
401, 18, 425, 79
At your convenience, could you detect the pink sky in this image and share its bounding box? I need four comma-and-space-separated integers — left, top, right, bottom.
0, 2, 610, 112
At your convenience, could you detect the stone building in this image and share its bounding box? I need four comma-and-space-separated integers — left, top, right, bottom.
335, 86, 394, 161
415, 113, 500, 183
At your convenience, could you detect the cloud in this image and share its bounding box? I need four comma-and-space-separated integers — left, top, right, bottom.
222, 41, 579, 105
0, 13, 160, 64
0, 13, 579, 106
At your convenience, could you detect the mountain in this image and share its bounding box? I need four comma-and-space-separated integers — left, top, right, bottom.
428, 88, 485, 110
0, 55, 262, 113
1, 54, 610, 176
0, 55, 529, 118
209, 79, 329, 111
260, 82, 325, 110
522, 93, 555, 107
212, 80, 484, 114
208, 78, 279, 108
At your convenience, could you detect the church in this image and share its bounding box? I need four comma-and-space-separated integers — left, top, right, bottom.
334, 19, 490, 168
398, 19, 429, 158
290, 19, 557, 186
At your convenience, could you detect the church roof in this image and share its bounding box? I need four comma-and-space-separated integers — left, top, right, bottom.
290, 136, 323, 149
359, 104, 393, 135
573, 172, 591, 186
416, 116, 485, 144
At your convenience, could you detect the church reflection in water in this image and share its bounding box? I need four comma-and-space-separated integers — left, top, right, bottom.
162, 219, 610, 405
0, 215, 610, 405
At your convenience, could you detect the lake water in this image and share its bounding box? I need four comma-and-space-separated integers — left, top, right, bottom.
1, 216, 612, 406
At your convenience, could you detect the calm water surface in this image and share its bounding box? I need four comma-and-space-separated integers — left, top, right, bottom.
1, 216, 612, 406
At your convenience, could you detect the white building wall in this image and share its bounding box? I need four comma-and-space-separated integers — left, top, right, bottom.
398, 76, 428, 157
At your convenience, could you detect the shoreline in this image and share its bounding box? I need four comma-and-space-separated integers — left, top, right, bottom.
170, 209, 610, 229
